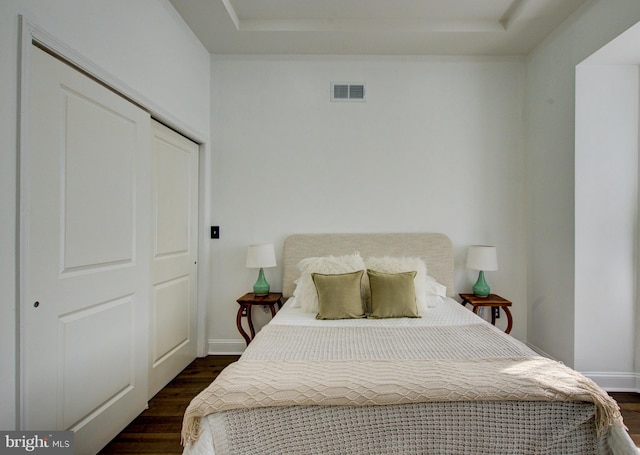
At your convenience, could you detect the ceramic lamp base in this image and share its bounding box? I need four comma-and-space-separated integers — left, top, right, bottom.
472, 270, 490, 297
253, 268, 270, 296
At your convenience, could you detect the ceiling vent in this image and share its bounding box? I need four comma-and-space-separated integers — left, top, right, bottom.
331, 83, 366, 102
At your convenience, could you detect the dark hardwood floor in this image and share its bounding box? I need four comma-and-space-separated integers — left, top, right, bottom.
98, 355, 239, 455
99, 355, 640, 454
613, 392, 640, 447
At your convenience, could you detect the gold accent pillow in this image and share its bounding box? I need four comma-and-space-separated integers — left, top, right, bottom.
363, 256, 429, 313
367, 269, 420, 318
312, 270, 366, 320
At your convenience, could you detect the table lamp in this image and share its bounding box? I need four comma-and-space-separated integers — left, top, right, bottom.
246, 243, 277, 296
466, 245, 498, 297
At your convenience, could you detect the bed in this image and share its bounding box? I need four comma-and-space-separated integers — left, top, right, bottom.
182, 233, 636, 455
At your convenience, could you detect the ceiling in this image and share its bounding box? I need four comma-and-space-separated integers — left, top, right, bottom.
169, 0, 587, 56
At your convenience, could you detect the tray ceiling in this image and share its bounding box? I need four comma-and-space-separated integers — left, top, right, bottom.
169, 0, 587, 55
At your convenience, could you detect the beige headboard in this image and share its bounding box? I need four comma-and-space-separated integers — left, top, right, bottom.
282, 233, 454, 298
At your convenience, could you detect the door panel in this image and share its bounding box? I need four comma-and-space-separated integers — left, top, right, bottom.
62, 88, 135, 271
24, 45, 150, 455
153, 276, 190, 362
60, 296, 134, 429
154, 138, 191, 255
149, 120, 198, 398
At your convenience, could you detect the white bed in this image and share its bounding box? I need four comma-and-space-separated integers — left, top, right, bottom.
182, 233, 636, 455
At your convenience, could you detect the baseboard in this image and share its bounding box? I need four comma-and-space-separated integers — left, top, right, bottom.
208, 339, 246, 355
525, 343, 640, 392
581, 372, 640, 392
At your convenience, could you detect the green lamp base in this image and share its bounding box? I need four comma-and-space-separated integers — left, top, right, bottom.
253, 268, 270, 296
472, 270, 490, 297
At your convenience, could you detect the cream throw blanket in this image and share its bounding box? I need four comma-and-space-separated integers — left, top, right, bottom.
182, 356, 624, 447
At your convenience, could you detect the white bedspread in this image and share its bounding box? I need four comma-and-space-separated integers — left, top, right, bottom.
183, 297, 637, 455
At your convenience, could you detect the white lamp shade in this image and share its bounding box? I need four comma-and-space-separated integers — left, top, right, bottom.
246, 243, 277, 268
466, 245, 498, 271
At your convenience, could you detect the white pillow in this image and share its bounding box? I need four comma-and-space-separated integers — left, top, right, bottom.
284, 295, 299, 308
364, 256, 429, 313
293, 252, 366, 313
425, 275, 447, 297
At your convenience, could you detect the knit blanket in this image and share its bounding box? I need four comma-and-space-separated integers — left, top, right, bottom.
182, 356, 624, 447
241, 323, 536, 361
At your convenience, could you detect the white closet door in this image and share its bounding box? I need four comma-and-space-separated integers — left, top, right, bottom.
149, 120, 199, 398
23, 45, 151, 455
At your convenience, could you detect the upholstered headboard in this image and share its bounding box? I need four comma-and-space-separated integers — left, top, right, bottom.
282, 233, 454, 298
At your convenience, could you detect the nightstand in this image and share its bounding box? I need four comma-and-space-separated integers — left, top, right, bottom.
459, 293, 513, 334
236, 292, 283, 345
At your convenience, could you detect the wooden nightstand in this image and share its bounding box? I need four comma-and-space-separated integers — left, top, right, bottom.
236, 292, 283, 345
459, 293, 513, 334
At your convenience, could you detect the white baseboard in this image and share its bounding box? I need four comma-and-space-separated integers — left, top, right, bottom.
525, 342, 640, 392
581, 372, 640, 392
208, 339, 246, 355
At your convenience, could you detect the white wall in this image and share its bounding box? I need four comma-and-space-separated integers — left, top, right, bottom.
209, 55, 528, 352
0, 0, 210, 430
575, 65, 638, 380
526, 0, 640, 368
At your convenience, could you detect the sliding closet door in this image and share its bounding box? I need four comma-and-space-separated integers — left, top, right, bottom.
149, 120, 199, 398
23, 45, 151, 454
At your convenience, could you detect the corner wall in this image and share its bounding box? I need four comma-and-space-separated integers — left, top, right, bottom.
575, 65, 638, 383
526, 0, 640, 368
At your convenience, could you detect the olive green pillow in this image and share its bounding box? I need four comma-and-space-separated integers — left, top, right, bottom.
367, 269, 420, 318
312, 270, 366, 320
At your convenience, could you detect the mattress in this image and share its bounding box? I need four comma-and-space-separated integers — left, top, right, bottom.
182, 298, 634, 455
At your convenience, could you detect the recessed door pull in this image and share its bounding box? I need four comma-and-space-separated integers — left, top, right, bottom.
34, 301, 40, 308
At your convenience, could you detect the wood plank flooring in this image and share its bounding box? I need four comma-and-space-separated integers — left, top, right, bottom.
612, 392, 640, 448
99, 355, 640, 454
98, 355, 239, 455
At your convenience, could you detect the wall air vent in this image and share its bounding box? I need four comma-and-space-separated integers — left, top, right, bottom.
331, 83, 366, 102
